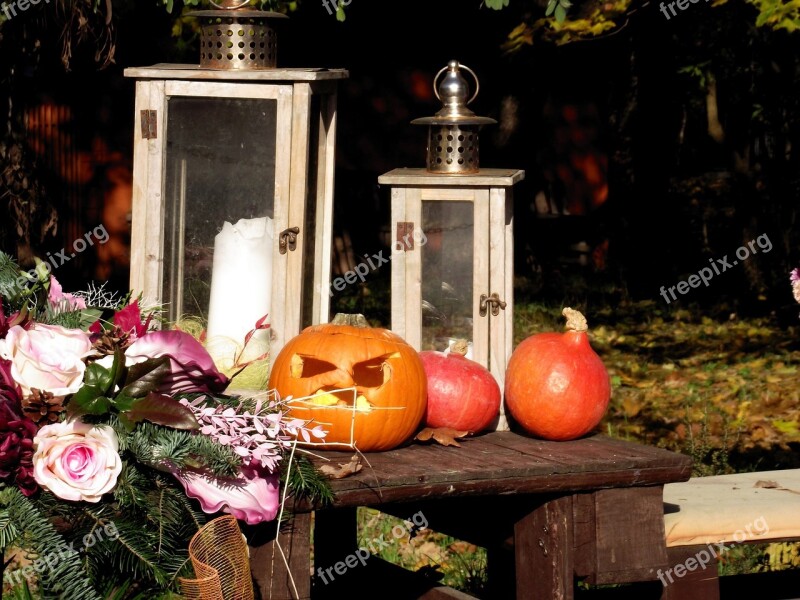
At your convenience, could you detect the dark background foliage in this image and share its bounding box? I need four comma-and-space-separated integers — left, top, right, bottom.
0, 0, 798, 320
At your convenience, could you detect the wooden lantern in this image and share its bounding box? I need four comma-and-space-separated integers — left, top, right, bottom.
379, 169, 524, 429
125, 64, 348, 365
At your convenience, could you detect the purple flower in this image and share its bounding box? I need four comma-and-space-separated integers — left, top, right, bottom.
170, 465, 279, 525
0, 368, 39, 496
48, 276, 86, 311
791, 269, 800, 304
125, 331, 228, 395
791, 268, 800, 283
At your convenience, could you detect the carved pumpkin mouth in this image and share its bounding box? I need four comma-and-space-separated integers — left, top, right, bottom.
288, 352, 402, 412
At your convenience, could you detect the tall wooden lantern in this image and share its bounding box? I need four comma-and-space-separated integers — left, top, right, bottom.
379, 61, 524, 429
125, 5, 347, 368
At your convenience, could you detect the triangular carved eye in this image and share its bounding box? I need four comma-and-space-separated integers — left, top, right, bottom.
352, 352, 401, 387
290, 354, 339, 378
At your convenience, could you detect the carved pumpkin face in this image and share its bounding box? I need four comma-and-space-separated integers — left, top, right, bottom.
268, 315, 427, 452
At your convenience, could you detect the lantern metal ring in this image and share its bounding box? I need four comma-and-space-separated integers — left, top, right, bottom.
209, 0, 252, 8
433, 61, 480, 106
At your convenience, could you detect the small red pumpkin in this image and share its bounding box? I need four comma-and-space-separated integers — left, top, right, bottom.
420, 340, 501, 433
505, 308, 610, 441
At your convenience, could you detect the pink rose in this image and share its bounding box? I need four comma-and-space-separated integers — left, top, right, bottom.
0, 324, 94, 397
171, 465, 279, 525
33, 420, 122, 503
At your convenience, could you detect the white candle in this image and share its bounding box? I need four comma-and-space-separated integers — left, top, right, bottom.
206, 216, 273, 371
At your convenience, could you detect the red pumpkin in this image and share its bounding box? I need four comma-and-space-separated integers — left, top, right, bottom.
505, 308, 610, 441
268, 314, 427, 452
420, 341, 501, 433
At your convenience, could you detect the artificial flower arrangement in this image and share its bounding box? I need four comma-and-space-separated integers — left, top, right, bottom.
0, 252, 330, 598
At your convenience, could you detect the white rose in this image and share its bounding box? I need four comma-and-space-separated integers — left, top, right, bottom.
0, 324, 94, 397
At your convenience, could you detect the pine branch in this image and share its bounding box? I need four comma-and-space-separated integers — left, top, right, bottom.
84, 508, 168, 587
0, 251, 24, 307
2, 487, 102, 600
280, 454, 334, 507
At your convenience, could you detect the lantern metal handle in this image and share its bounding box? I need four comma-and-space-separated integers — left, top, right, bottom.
209, 0, 252, 9
433, 62, 480, 106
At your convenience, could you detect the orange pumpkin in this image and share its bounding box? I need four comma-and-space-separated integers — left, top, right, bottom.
268, 314, 427, 452
505, 307, 610, 441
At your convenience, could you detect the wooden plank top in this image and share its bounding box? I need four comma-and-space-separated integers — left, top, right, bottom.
378, 168, 525, 187
124, 64, 349, 82
305, 432, 692, 509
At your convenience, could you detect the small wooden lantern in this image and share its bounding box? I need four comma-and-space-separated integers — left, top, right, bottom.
125, 63, 348, 366
379, 61, 524, 430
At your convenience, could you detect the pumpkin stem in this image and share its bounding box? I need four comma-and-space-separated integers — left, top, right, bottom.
331, 313, 370, 328
562, 307, 588, 332
450, 339, 470, 357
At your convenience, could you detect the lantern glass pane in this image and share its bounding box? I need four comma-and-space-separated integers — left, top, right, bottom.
162, 96, 277, 340
421, 200, 474, 350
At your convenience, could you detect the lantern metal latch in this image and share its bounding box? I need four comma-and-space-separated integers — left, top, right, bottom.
479, 293, 507, 317
140, 110, 158, 139
279, 227, 300, 254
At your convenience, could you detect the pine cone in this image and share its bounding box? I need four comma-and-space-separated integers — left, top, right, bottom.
22, 389, 65, 425
93, 328, 131, 355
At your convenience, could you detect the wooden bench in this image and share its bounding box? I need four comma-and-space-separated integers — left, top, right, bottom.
246, 431, 691, 599
659, 469, 800, 600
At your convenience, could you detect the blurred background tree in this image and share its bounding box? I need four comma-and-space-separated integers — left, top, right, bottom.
0, 0, 797, 317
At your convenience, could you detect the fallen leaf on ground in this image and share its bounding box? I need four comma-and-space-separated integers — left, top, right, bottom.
415, 427, 471, 447
319, 454, 362, 479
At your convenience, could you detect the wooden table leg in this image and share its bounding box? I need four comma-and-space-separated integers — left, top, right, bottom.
313, 506, 360, 597
659, 545, 720, 600
515, 495, 575, 600
248, 512, 312, 600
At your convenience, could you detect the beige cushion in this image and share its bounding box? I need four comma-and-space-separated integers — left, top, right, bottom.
663, 470, 800, 547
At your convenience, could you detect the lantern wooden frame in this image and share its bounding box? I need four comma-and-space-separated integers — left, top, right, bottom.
125, 64, 348, 358
378, 167, 524, 430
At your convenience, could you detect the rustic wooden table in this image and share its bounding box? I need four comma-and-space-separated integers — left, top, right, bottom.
248, 431, 692, 600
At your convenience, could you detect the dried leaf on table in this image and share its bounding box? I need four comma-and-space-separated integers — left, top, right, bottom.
319, 454, 363, 479
754, 480, 780, 489
415, 427, 471, 447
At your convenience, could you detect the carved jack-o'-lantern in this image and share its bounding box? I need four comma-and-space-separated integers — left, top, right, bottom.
268, 314, 427, 452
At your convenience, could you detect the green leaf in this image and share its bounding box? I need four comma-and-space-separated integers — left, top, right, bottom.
121, 357, 171, 398
108, 348, 127, 393
123, 393, 200, 430
78, 308, 103, 331
84, 361, 114, 394
545, 0, 557, 16
69, 389, 112, 416
484, 0, 510, 9
555, 3, 567, 22
111, 394, 136, 412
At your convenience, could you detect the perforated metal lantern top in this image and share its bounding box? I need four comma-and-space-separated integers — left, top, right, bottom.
189, 6, 287, 70
412, 61, 496, 174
